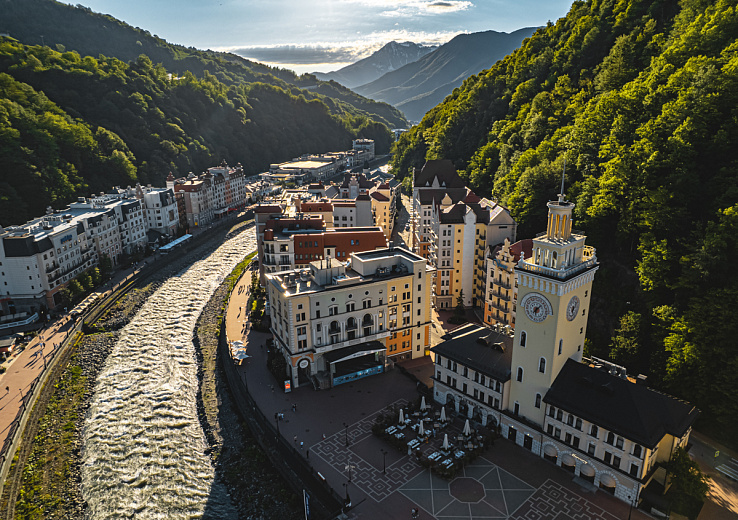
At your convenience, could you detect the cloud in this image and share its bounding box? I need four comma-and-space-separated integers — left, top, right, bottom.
340, 0, 472, 16
224, 29, 460, 72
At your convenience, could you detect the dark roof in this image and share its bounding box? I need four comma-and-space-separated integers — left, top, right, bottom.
370, 191, 389, 202
544, 359, 700, 449
417, 188, 467, 206
414, 159, 466, 189
431, 324, 513, 382
440, 203, 467, 224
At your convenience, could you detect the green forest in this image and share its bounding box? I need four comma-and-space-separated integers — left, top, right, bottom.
391, 0, 738, 442
0, 1, 407, 227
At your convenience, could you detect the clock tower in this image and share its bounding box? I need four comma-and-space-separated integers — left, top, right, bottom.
507, 189, 598, 426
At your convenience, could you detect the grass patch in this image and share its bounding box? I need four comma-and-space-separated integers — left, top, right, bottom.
14, 349, 86, 520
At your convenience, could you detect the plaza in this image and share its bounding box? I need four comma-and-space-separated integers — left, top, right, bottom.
225, 268, 649, 520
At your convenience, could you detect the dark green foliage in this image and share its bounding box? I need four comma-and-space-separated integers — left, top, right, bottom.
665, 447, 709, 519
0, 37, 396, 226
391, 0, 738, 442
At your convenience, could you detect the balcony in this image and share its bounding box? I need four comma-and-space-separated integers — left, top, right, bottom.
518, 249, 598, 280
490, 291, 510, 302
315, 330, 391, 352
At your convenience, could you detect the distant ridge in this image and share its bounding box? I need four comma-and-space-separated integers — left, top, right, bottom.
313, 41, 437, 89
355, 28, 538, 121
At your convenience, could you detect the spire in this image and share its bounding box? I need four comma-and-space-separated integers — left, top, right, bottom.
558, 157, 566, 203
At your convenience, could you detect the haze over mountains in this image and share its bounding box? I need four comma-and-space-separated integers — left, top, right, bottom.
352, 28, 538, 122
313, 41, 437, 89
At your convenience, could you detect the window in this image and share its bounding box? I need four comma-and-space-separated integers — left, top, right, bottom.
588, 443, 596, 456
535, 393, 541, 408
567, 414, 574, 426
516, 367, 523, 382
606, 432, 615, 445
604, 451, 612, 464
520, 331, 527, 347
539, 357, 546, 373
514, 402, 520, 415
565, 432, 572, 445
547, 424, 554, 435
556, 409, 563, 421
572, 437, 580, 449
558, 339, 563, 355
554, 427, 561, 439
548, 406, 555, 418
633, 444, 642, 458
575, 418, 582, 431
612, 455, 621, 469
590, 424, 598, 438
629, 463, 640, 477
616, 436, 624, 450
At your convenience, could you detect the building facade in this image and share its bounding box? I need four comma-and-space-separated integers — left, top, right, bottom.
266, 247, 433, 389
430, 189, 699, 507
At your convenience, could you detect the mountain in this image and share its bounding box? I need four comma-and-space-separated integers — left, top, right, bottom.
354, 28, 537, 121
1, 0, 407, 129
313, 41, 436, 89
391, 0, 738, 443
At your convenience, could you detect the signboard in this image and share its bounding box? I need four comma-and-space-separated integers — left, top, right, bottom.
303, 490, 310, 520
298, 359, 309, 369
284, 380, 292, 393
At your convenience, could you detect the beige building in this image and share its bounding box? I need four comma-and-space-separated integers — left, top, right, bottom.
370, 182, 398, 240
483, 238, 533, 328
412, 160, 516, 310
433, 189, 700, 506
266, 246, 433, 389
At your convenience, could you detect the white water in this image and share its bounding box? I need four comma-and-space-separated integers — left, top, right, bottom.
81, 227, 256, 519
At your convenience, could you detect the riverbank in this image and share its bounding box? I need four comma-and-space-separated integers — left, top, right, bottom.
193, 254, 302, 519
3, 218, 276, 519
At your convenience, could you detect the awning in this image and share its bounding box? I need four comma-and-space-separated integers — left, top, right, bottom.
600, 474, 617, 487
323, 341, 385, 365
543, 444, 558, 457
561, 454, 576, 466
580, 463, 596, 477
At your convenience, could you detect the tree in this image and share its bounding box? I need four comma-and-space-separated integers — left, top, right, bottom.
455, 290, 465, 317
609, 311, 645, 372
665, 447, 709, 519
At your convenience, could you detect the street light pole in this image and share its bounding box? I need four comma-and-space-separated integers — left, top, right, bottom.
343, 422, 349, 447
275, 412, 280, 435
381, 449, 388, 474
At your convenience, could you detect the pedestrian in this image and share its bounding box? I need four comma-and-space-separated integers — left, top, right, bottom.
322, 433, 326, 440
292, 403, 296, 412
300, 441, 303, 450
411, 507, 419, 518
294, 435, 298, 444
306, 449, 309, 459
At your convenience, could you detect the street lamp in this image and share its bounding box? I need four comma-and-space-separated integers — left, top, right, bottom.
381, 449, 388, 474
343, 483, 351, 509
345, 463, 355, 483
274, 412, 280, 435
343, 422, 349, 447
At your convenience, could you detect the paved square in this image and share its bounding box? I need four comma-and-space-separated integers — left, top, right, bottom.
399, 457, 535, 519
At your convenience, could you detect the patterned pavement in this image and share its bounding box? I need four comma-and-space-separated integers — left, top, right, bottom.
510, 480, 619, 520
313, 407, 626, 520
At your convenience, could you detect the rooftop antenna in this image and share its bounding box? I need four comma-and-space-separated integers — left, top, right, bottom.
558, 157, 567, 203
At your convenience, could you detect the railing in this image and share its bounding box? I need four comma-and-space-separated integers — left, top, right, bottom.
518, 253, 597, 280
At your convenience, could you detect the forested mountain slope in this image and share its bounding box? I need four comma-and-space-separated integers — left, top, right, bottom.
2, 0, 407, 129
391, 0, 738, 442
0, 40, 391, 226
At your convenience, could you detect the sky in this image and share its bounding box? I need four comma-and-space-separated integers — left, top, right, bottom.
71, 0, 574, 74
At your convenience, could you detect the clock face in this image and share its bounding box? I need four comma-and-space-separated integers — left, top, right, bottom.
521, 293, 552, 323
566, 296, 581, 321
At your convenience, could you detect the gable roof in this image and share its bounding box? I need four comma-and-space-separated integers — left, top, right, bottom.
544, 359, 700, 449
431, 324, 514, 382
370, 191, 390, 202
414, 159, 466, 189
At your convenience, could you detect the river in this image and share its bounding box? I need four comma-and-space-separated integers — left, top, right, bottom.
81, 226, 256, 519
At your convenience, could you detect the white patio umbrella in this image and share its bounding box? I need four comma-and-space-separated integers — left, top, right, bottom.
232, 340, 244, 347
233, 350, 250, 360
398, 408, 405, 425
420, 396, 427, 411
440, 406, 447, 422
463, 419, 471, 436
419, 419, 425, 436
442, 434, 450, 451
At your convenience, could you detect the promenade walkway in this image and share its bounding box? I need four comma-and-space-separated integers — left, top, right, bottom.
224, 267, 652, 520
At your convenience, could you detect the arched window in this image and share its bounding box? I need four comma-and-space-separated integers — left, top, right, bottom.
346, 317, 357, 330
539, 357, 546, 373
517, 367, 524, 382
520, 331, 527, 348
329, 320, 340, 333
535, 393, 542, 409
558, 339, 563, 355
552, 251, 558, 268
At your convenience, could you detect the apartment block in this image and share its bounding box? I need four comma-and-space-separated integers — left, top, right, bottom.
266, 246, 433, 389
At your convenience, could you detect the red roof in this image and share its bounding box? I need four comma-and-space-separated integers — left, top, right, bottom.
255, 205, 283, 214
371, 192, 389, 202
